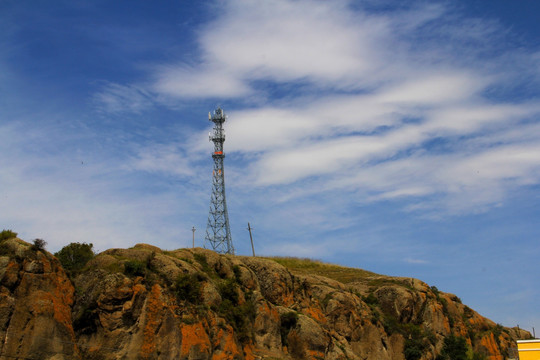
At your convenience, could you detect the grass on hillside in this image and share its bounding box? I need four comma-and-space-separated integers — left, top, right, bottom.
266, 256, 379, 284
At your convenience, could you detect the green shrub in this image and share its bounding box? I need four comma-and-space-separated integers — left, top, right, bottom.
145, 252, 156, 272
425, 329, 437, 346
31, 238, 47, 251
404, 339, 424, 360
193, 253, 212, 274
370, 309, 381, 324
280, 311, 298, 346
436, 335, 468, 360
383, 314, 400, 335
73, 301, 99, 334
218, 295, 256, 342
232, 265, 242, 282
217, 278, 239, 304
363, 292, 378, 305
463, 306, 474, 319
55, 242, 95, 273
492, 323, 503, 338
124, 260, 147, 277
439, 297, 449, 316
214, 279, 256, 341
321, 292, 334, 308
378, 315, 433, 359
175, 273, 204, 302
0, 229, 17, 241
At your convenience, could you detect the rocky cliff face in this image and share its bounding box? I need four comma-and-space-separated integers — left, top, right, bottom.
0, 238, 80, 359
0, 238, 530, 360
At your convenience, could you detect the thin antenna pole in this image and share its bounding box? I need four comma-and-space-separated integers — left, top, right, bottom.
192, 226, 196, 248
247, 222, 255, 256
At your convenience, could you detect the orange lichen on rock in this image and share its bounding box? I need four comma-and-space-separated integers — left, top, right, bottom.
52, 272, 75, 329
180, 322, 211, 358
140, 284, 164, 358
133, 282, 145, 295
123, 283, 146, 312
3, 260, 20, 286
243, 343, 256, 360
281, 289, 294, 307
211, 326, 241, 360
478, 332, 503, 360
306, 349, 325, 359
31, 290, 55, 315
467, 313, 489, 330
454, 324, 469, 339
303, 306, 327, 323
50, 270, 80, 357
270, 272, 294, 306
41, 257, 52, 273
259, 301, 279, 322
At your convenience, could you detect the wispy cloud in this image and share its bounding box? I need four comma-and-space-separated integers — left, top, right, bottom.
127, 144, 196, 177
0, 121, 205, 252
144, 0, 540, 217
152, 64, 251, 99
93, 82, 155, 114
82, 0, 540, 220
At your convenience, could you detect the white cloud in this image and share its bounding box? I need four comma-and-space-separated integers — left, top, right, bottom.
152, 64, 250, 98
151, 0, 398, 99
441, 144, 540, 187
93, 82, 154, 114
344, 140, 540, 214
376, 72, 487, 105
224, 95, 539, 195
200, 0, 378, 85
252, 135, 390, 185
425, 103, 538, 135
88, 0, 540, 217
0, 122, 205, 252
127, 144, 196, 177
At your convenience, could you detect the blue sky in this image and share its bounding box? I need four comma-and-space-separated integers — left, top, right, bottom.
1, 0, 539, 331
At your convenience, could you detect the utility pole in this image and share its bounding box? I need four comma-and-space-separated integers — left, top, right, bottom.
247, 222, 255, 256
192, 226, 196, 248
205, 108, 234, 254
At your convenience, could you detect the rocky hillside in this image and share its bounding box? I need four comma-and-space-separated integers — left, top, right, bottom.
0, 236, 531, 360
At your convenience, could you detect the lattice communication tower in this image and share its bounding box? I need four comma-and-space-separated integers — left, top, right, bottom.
205, 107, 234, 254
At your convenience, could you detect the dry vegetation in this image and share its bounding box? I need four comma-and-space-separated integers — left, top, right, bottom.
265, 256, 378, 284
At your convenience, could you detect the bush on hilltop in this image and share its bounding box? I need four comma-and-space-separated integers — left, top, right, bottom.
0, 229, 17, 242
55, 242, 95, 273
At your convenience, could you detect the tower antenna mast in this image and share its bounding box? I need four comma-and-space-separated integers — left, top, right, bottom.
205, 108, 234, 254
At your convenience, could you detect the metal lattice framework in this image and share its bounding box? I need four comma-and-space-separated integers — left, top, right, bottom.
205, 108, 234, 254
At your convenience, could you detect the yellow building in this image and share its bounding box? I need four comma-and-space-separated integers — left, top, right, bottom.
517, 339, 540, 360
